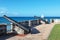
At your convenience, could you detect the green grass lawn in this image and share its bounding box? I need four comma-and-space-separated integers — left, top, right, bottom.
48, 24, 60, 40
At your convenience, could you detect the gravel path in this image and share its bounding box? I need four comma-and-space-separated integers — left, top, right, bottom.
0, 23, 55, 40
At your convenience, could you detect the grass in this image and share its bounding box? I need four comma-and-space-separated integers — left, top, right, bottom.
48, 24, 60, 40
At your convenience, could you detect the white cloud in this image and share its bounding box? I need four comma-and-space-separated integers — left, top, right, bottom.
0, 7, 20, 17
0, 7, 9, 16
0, 7, 8, 13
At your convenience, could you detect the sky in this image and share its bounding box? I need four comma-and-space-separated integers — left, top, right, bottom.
0, 0, 60, 17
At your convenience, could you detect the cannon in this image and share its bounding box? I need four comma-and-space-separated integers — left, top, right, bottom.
34, 17, 49, 24
3, 15, 31, 33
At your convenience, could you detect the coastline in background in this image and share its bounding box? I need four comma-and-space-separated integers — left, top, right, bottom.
0, 17, 60, 32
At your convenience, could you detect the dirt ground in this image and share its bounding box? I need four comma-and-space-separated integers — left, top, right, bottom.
0, 23, 56, 40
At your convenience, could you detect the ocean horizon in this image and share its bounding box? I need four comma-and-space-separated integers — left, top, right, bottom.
0, 17, 60, 24
0, 17, 60, 32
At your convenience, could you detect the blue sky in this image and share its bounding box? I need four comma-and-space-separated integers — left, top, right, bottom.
0, 0, 60, 17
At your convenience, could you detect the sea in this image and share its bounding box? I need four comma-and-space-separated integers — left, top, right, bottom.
0, 17, 60, 32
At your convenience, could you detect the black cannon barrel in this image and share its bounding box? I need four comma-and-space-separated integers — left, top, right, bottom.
40, 18, 49, 24
34, 17, 49, 24
3, 15, 30, 32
